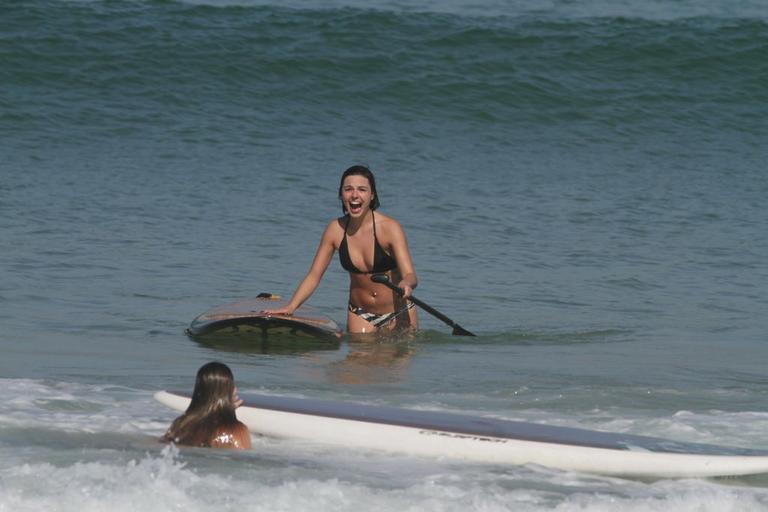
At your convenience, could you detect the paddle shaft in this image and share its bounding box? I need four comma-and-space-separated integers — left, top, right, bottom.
371, 275, 475, 336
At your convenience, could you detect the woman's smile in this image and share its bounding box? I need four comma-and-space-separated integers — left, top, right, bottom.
348, 199, 364, 214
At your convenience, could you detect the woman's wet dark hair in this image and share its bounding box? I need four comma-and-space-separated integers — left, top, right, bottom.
189, 361, 236, 413
338, 165, 380, 213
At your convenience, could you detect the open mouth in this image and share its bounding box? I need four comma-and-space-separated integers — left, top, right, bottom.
349, 200, 363, 214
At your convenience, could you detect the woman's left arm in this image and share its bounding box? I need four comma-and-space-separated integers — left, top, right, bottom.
388, 220, 418, 298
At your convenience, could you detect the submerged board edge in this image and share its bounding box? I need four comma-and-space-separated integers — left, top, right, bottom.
186, 316, 341, 339
185, 296, 343, 340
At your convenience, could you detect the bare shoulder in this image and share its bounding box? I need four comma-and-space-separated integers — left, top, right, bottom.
321, 217, 346, 245
326, 217, 349, 235
374, 212, 403, 229
375, 212, 406, 238
210, 422, 252, 450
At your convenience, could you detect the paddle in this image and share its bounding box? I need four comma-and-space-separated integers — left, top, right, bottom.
371, 274, 476, 336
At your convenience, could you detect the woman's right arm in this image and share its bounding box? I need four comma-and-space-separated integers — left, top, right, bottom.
263, 221, 338, 315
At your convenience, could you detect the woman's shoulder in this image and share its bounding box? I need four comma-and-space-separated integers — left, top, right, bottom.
323, 216, 349, 232
210, 421, 252, 450
374, 212, 405, 235
318, 217, 346, 241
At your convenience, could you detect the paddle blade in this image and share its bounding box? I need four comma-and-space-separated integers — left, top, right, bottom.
451, 324, 476, 336
370, 273, 391, 285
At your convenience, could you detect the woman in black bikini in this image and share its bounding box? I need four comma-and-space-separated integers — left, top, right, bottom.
264, 165, 418, 334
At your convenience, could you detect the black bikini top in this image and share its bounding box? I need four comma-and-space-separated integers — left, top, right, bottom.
338, 211, 398, 274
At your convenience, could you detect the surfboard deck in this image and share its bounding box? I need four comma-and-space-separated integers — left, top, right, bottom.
154, 390, 768, 478
185, 294, 343, 342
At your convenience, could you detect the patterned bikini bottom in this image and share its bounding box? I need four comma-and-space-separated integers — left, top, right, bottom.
348, 301, 415, 328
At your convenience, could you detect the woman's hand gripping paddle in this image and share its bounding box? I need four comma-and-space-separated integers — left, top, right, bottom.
370, 274, 476, 336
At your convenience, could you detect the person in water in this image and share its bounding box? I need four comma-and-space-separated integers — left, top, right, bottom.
162, 362, 252, 449
265, 165, 418, 333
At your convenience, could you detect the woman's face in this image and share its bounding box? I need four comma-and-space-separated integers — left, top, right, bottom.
341, 175, 374, 217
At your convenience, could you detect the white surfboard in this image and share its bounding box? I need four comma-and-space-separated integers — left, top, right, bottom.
154, 390, 768, 478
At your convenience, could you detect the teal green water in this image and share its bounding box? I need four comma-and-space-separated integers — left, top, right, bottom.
2, 1, 768, 509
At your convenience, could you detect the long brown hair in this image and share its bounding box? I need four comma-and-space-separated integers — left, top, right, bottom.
163, 362, 241, 447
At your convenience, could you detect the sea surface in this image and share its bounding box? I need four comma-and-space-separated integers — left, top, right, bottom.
2, 0, 768, 509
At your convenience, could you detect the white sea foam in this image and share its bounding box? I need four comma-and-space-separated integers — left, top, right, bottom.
0, 378, 166, 436
596, 411, 768, 449
2, 444, 768, 512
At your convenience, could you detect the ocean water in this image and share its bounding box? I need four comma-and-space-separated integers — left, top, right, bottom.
2, 0, 768, 509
